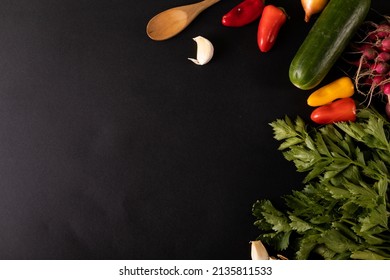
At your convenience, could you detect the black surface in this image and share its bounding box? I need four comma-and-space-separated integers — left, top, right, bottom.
0, 0, 388, 260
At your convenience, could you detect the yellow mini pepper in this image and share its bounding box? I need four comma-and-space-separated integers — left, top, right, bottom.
307, 76, 354, 107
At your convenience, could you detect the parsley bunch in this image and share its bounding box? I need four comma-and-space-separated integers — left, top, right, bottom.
252, 108, 390, 260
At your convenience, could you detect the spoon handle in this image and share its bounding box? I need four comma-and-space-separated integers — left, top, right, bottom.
202, 0, 221, 5
190, 0, 221, 19
200, 0, 221, 11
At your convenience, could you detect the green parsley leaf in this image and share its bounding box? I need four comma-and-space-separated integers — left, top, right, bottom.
253, 108, 390, 260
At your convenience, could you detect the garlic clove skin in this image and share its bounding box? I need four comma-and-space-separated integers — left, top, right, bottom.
188, 36, 214, 65
250, 240, 271, 260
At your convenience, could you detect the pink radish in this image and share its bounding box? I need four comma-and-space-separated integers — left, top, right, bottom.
380, 38, 390, 52
363, 47, 377, 60
372, 75, 386, 85
345, 16, 390, 107
386, 102, 390, 119
368, 24, 390, 40
377, 51, 390, 61
371, 62, 389, 74
382, 83, 390, 95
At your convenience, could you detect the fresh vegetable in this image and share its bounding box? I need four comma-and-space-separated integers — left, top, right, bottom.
289, 0, 371, 90
251, 241, 270, 260
310, 97, 356, 124
257, 5, 287, 53
344, 16, 390, 116
253, 108, 390, 259
307, 77, 354, 107
384, 85, 390, 119
221, 0, 265, 27
188, 36, 214, 65
301, 0, 328, 23
251, 240, 288, 260
381, 37, 390, 52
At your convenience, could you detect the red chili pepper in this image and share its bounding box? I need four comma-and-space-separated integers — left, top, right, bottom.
257, 5, 287, 52
222, 0, 265, 27
310, 98, 356, 124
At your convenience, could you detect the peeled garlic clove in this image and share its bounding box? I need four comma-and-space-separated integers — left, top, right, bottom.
188, 36, 214, 65
251, 240, 270, 260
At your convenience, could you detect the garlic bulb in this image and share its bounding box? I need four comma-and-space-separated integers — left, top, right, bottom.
301, 0, 328, 22
188, 36, 214, 65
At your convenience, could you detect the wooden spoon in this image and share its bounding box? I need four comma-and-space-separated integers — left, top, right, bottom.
146, 0, 221, 41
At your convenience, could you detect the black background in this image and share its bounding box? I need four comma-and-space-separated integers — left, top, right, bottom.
0, 0, 388, 260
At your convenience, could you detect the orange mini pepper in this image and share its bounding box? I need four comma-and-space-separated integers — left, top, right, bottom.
307, 76, 354, 107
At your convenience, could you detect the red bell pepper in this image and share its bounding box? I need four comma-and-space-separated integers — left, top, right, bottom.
222, 0, 265, 27
310, 98, 356, 124
257, 5, 287, 52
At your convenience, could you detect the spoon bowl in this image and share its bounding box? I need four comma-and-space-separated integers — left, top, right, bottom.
146, 0, 221, 41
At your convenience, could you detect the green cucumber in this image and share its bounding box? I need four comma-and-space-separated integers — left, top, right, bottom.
289, 0, 371, 90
